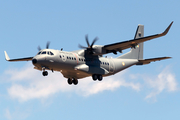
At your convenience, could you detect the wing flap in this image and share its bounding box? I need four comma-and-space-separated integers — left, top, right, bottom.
136, 57, 171, 65
4, 51, 33, 62
103, 22, 173, 52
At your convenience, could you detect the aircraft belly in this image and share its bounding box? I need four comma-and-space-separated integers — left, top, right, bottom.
61, 69, 91, 79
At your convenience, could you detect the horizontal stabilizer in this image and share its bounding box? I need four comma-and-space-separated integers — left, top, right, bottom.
4, 51, 33, 62
136, 57, 171, 65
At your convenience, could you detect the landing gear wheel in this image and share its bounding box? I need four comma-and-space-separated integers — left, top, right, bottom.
42, 71, 48, 76
68, 78, 72, 85
72, 79, 78, 85
92, 74, 98, 81
97, 75, 103, 81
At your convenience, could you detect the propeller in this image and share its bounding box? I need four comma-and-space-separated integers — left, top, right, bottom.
79, 35, 98, 54
37, 41, 50, 51
46, 41, 50, 49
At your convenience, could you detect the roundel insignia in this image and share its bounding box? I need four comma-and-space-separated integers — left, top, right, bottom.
136, 45, 139, 48
122, 62, 125, 66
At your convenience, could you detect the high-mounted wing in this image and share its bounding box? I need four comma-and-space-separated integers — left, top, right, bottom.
136, 57, 171, 65
4, 51, 33, 62
103, 22, 173, 53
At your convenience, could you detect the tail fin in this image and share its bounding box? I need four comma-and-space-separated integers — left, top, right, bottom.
118, 24, 144, 60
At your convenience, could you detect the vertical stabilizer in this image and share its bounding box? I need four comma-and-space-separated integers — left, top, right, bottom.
118, 24, 144, 59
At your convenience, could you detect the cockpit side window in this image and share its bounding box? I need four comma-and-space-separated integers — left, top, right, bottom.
41, 51, 46, 54
47, 51, 50, 55
50, 52, 54, 55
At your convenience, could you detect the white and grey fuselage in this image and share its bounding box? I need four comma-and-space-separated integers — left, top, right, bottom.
32, 49, 138, 80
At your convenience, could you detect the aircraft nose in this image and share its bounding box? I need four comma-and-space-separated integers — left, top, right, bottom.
32, 59, 37, 64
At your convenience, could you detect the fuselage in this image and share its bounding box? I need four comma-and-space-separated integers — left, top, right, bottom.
32, 49, 138, 79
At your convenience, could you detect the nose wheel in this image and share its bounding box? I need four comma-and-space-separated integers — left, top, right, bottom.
42, 71, 48, 76
67, 78, 78, 85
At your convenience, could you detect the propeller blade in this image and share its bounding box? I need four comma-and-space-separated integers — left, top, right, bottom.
38, 46, 41, 51
91, 37, 98, 47
78, 35, 99, 54
85, 35, 90, 47
46, 41, 50, 49
78, 44, 87, 49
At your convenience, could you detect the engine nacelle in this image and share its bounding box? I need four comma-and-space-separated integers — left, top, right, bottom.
77, 45, 112, 56
92, 45, 108, 55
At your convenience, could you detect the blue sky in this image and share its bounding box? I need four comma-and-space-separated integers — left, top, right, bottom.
0, 0, 180, 120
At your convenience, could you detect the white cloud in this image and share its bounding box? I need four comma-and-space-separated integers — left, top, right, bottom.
4, 109, 12, 120
3, 63, 178, 102
5, 64, 36, 81
143, 66, 178, 101
4, 108, 30, 120
4, 63, 140, 102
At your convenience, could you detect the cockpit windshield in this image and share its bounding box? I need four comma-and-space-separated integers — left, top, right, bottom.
37, 51, 41, 55
41, 51, 46, 54
37, 51, 54, 55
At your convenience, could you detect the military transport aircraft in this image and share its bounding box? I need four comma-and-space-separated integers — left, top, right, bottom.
4, 22, 173, 85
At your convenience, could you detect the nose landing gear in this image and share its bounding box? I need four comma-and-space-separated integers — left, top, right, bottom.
42, 71, 48, 76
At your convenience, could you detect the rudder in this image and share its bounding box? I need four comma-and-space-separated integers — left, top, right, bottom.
118, 24, 144, 60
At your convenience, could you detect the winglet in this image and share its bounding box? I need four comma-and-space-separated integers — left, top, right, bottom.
4, 51, 10, 61
162, 21, 173, 35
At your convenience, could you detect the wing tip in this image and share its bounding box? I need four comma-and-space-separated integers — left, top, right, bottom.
162, 21, 173, 35
166, 56, 172, 59
4, 51, 10, 61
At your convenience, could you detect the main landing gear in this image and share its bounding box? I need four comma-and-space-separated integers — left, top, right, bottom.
67, 78, 78, 85
92, 74, 103, 81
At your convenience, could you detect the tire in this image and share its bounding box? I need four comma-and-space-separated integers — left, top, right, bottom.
42, 71, 48, 76
97, 75, 103, 81
92, 74, 98, 81
67, 78, 72, 85
73, 79, 78, 85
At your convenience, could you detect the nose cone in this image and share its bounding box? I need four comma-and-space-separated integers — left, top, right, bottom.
32, 59, 37, 64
